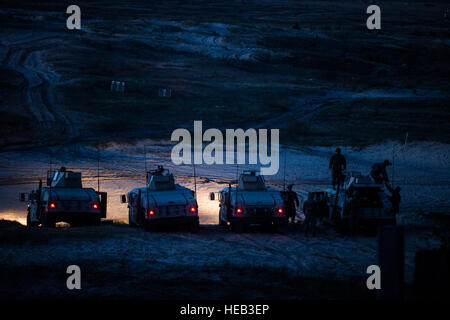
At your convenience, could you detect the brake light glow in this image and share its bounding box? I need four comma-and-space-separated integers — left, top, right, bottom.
92, 203, 99, 209
148, 210, 155, 216
190, 206, 197, 213
236, 208, 243, 214
277, 208, 284, 214
49, 202, 56, 209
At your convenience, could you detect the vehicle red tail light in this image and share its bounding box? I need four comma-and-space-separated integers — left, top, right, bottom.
236, 208, 243, 214
92, 203, 99, 209
189, 206, 197, 213
277, 208, 284, 214
49, 202, 56, 209
145, 209, 155, 219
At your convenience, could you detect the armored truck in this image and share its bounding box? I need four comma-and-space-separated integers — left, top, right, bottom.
121, 166, 199, 232
326, 171, 395, 233
210, 170, 286, 233
20, 167, 107, 227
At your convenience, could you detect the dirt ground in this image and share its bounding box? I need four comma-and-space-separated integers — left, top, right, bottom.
0, 219, 445, 300
0, 0, 449, 147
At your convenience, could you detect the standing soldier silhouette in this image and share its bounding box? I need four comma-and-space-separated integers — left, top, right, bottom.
329, 148, 346, 190
370, 160, 392, 184
285, 184, 299, 224
303, 193, 317, 236
385, 182, 401, 224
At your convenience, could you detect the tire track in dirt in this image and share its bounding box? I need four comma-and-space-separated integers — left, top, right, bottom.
4, 47, 45, 122
2, 38, 77, 140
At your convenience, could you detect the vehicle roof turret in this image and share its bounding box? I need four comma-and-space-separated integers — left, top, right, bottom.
238, 170, 266, 191
146, 166, 176, 191
47, 167, 82, 188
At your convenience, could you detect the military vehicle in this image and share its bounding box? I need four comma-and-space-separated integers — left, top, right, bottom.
326, 171, 395, 233
121, 166, 199, 232
210, 170, 286, 233
20, 167, 107, 227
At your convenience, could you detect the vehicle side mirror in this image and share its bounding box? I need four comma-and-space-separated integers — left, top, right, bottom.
120, 195, 127, 203
210, 192, 215, 201
19, 193, 26, 202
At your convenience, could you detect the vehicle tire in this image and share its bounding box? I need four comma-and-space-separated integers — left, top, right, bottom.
335, 217, 347, 235
27, 210, 39, 227
218, 211, 227, 227
368, 222, 379, 237
189, 220, 199, 233
42, 213, 55, 228
129, 211, 137, 227
262, 223, 273, 233
144, 222, 157, 232
26, 212, 36, 227
275, 220, 288, 234
91, 214, 101, 226
231, 221, 243, 233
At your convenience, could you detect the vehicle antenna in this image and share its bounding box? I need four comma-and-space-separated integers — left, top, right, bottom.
144, 145, 147, 173
283, 148, 287, 191
193, 163, 197, 200
392, 132, 408, 189
49, 149, 53, 203
235, 164, 238, 209
97, 145, 100, 192
144, 145, 150, 217
392, 144, 395, 188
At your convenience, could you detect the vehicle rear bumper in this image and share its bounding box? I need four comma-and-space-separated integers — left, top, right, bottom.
46, 211, 100, 222
342, 216, 395, 220
144, 215, 199, 226
231, 216, 285, 225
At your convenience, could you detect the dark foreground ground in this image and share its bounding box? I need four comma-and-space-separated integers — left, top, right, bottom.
1, 218, 447, 300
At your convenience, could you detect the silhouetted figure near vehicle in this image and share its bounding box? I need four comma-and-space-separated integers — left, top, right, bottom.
285, 184, 299, 224
155, 165, 165, 174
385, 183, 401, 224
348, 190, 362, 236
303, 193, 317, 236
370, 160, 392, 184
329, 148, 346, 190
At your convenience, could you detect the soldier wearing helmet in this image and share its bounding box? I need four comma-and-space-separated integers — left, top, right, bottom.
285, 184, 299, 224
370, 160, 392, 184
329, 147, 346, 190
303, 192, 317, 236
